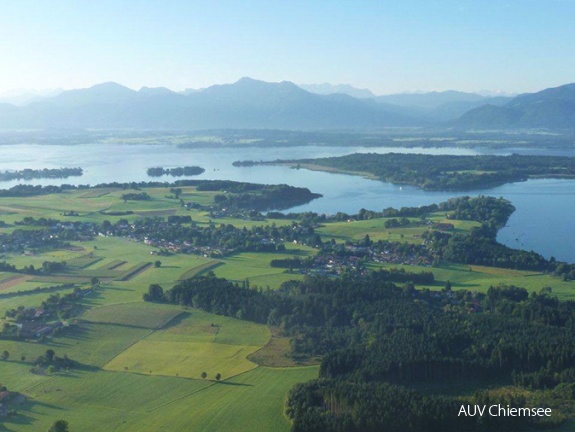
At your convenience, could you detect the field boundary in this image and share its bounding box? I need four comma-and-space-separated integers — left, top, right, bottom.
178, 260, 223, 280
115, 262, 152, 281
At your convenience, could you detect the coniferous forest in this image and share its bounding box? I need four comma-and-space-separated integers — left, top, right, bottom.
146, 271, 575, 431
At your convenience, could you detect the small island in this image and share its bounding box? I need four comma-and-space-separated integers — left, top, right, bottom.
0, 167, 83, 182
147, 166, 205, 177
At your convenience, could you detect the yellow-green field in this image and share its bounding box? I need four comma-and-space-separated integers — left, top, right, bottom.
105, 339, 260, 379
81, 302, 185, 329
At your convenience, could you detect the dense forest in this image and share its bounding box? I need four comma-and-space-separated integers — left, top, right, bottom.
146, 272, 575, 431
237, 153, 575, 191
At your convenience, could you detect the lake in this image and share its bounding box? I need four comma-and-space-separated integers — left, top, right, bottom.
0, 143, 574, 262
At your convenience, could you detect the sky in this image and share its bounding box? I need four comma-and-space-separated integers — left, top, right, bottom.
0, 0, 574, 96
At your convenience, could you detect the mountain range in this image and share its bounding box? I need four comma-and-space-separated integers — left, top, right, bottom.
457, 83, 575, 129
0, 78, 573, 130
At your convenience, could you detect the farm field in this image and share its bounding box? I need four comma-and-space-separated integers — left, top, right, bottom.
81, 302, 185, 329
316, 214, 479, 244
1, 360, 318, 432
1, 184, 574, 431
369, 261, 575, 300
0, 298, 316, 432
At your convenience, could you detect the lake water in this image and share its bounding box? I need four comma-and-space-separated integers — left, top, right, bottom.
0, 143, 574, 262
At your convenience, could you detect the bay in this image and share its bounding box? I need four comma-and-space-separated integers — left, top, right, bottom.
0, 143, 573, 262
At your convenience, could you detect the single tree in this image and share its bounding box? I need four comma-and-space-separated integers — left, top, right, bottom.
215, 373, 222, 381
1, 350, 9, 361
154, 260, 162, 268
143, 284, 164, 302
201, 371, 207, 379
45, 349, 56, 364
48, 419, 69, 432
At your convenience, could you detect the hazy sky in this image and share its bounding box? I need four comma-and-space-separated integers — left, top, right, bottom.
1, 0, 573, 95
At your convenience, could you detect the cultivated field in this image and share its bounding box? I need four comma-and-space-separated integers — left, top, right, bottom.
0, 184, 573, 431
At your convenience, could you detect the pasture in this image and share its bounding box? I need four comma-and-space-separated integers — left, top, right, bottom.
0, 360, 319, 432
0, 184, 573, 431
368, 261, 575, 300
104, 309, 271, 379
104, 339, 261, 379
81, 302, 184, 329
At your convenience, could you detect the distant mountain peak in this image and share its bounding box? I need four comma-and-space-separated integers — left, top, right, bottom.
87, 81, 135, 93
298, 83, 377, 99
139, 86, 176, 96
234, 77, 300, 89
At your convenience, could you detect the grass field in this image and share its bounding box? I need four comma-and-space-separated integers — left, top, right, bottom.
214, 247, 313, 289
0, 298, 314, 432
81, 302, 185, 329
116, 366, 320, 432
102, 308, 271, 378
105, 339, 261, 379
2, 185, 575, 431
0, 360, 319, 432
368, 261, 575, 300
316, 215, 479, 244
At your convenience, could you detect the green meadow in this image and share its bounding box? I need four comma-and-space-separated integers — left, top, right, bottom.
0, 185, 573, 431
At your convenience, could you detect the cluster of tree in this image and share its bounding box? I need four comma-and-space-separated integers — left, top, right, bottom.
39, 261, 67, 274
31, 349, 77, 374
121, 192, 151, 201
167, 215, 192, 224
268, 153, 575, 191
438, 196, 515, 228
99, 210, 134, 216
5, 286, 91, 329
0, 259, 67, 276
384, 217, 414, 228
0, 284, 75, 301
15, 217, 60, 226
0, 167, 82, 182
147, 166, 205, 177
424, 226, 575, 279
375, 267, 434, 284
270, 257, 307, 269
213, 184, 322, 211
48, 420, 70, 432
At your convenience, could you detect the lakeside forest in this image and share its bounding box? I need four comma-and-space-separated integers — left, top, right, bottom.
0, 164, 574, 430
235, 153, 575, 191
